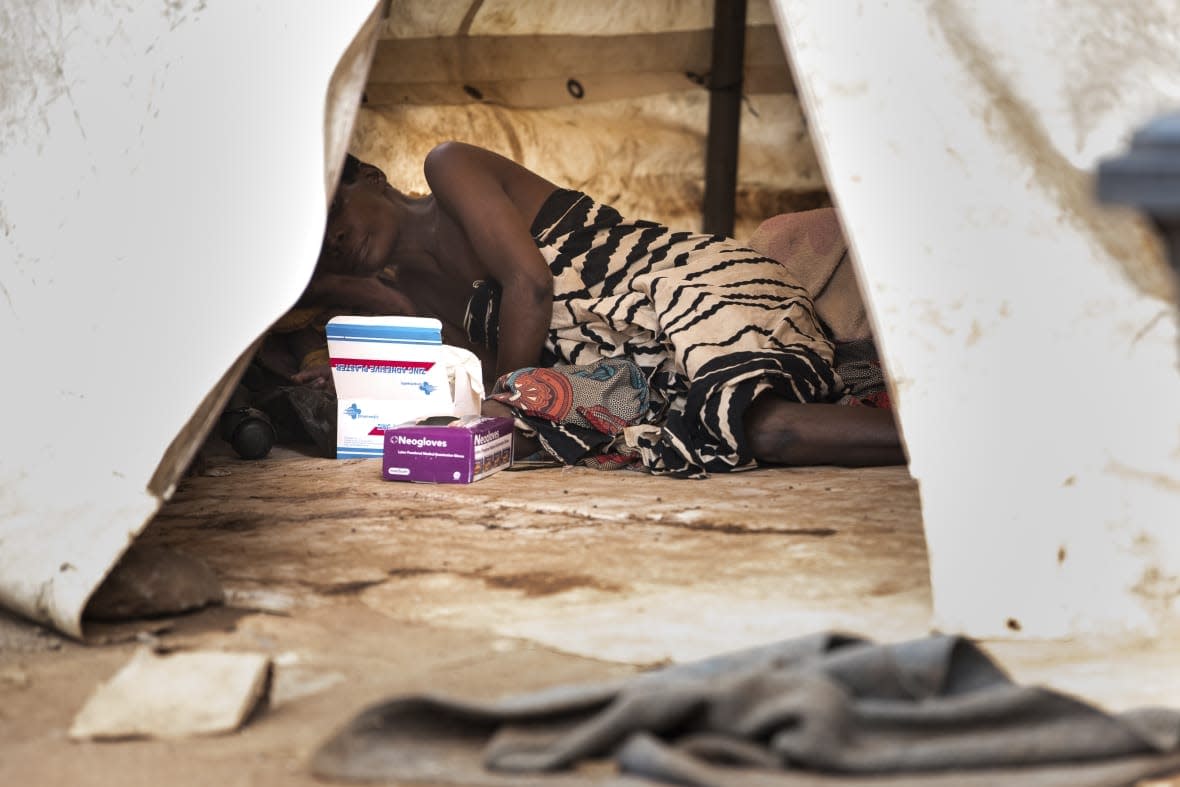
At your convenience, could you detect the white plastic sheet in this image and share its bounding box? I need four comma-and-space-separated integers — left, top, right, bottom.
772, 0, 1180, 637
0, 0, 382, 636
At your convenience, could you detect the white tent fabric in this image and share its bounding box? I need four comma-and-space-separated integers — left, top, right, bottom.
773, 0, 1180, 637
0, 0, 382, 637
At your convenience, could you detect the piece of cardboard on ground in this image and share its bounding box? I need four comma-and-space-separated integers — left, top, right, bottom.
69, 648, 272, 741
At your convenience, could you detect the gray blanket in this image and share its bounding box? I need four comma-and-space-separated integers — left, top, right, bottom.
311, 633, 1180, 786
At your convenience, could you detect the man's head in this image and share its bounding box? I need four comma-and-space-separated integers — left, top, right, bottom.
317, 154, 399, 277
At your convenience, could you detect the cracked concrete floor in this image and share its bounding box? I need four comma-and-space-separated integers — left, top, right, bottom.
3, 447, 1180, 786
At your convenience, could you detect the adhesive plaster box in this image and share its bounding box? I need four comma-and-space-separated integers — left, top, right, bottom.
327, 316, 483, 459
383, 416, 514, 484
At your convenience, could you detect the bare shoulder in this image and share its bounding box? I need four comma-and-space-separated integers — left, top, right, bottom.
424, 141, 558, 217
424, 140, 535, 183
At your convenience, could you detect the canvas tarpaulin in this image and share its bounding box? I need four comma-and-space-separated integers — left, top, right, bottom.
0, 0, 382, 636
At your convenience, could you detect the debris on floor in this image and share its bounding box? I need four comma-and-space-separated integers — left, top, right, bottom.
69, 648, 271, 741
83, 544, 224, 622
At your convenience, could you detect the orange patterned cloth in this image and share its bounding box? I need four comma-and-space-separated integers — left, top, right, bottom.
490, 358, 650, 470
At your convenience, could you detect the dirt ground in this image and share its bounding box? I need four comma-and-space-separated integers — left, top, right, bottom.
3, 447, 1180, 786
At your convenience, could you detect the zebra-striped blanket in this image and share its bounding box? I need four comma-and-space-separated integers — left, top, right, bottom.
519, 189, 848, 476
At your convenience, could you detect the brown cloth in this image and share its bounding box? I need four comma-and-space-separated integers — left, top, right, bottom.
747, 208, 870, 345
748, 208, 889, 406
311, 632, 1180, 786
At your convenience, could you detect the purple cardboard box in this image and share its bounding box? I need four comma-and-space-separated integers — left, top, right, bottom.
382, 416, 514, 484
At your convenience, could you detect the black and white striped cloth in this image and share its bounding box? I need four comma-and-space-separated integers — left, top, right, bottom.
529, 189, 845, 477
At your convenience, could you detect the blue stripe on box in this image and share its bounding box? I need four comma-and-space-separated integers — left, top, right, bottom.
326, 324, 442, 344
336, 447, 385, 459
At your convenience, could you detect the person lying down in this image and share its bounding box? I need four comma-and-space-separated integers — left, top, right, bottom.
295, 141, 905, 477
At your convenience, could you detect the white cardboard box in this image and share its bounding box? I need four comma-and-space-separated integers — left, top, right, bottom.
327, 316, 483, 459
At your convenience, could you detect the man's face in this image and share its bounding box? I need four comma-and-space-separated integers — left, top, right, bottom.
319, 165, 397, 276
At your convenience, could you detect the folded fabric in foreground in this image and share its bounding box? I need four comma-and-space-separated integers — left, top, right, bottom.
311, 632, 1180, 786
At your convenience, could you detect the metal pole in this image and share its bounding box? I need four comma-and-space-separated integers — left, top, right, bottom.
702, 0, 748, 237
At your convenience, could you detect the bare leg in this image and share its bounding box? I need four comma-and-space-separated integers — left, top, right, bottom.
743, 395, 906, 467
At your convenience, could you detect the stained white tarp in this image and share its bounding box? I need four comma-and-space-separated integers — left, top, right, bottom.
772, 0, 1180, 637
0, 0, 382, 636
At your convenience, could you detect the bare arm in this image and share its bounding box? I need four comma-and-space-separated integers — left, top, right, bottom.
288, 274, 416, 389
424, 141, 557, 379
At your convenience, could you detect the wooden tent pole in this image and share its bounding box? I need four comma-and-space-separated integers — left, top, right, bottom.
702, 0, 748, 237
